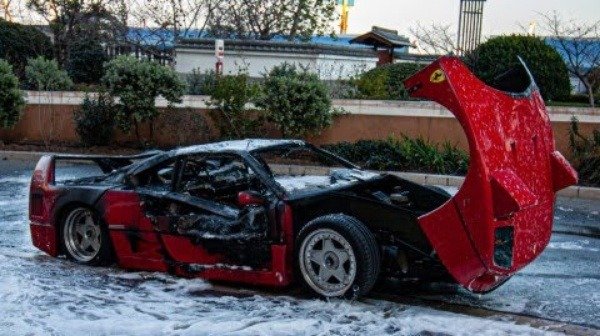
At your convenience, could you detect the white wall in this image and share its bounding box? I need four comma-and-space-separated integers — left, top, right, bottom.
175, 48, 377, 80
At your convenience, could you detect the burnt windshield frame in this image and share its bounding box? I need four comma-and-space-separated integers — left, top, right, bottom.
250, 143, 359, 175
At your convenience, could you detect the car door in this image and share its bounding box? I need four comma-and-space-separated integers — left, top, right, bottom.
153, 153, 273, 269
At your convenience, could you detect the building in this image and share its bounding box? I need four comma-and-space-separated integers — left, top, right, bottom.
174, 27, 433, 80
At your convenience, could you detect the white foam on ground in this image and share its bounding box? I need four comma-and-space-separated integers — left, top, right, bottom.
0, 165, 581, 335
548, 240, 599, 252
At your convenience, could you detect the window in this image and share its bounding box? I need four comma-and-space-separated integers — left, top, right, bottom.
253, 145, 350, 177
179, 154, 261, 204
253, 145, 376, 193
132, 159, 177, 191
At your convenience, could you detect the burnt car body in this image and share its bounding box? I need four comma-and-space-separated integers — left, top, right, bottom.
29, 57, 577, 297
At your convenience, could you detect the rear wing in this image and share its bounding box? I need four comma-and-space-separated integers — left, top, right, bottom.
31, 150, 163, 188
50, 150, 163, 174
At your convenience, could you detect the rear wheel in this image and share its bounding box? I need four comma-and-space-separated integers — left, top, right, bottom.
297, 215, 380, 298
62, 207, 112, 266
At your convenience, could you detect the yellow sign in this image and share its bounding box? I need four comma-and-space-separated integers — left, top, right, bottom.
430, 69, 446, 83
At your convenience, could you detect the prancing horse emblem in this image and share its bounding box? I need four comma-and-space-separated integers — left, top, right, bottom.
430, 69, 446, 83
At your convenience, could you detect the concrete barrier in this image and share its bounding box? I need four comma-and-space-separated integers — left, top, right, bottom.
1, 92, 599, 155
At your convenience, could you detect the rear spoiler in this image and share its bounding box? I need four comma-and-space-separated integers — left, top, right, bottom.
50, 150, 163, 174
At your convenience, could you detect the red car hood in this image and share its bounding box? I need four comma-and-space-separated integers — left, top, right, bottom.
404, 56, 578, 292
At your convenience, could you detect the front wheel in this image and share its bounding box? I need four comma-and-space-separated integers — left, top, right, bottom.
61, 207, 112, 266
297, 214, 380, 298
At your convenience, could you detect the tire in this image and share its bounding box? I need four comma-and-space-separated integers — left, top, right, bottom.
296, 214, 380, 298
61, 207, 112, 266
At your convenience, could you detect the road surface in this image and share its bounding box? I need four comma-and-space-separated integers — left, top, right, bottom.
0, 159, 598, 335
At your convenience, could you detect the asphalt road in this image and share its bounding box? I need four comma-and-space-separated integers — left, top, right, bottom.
1, 158, 599, 335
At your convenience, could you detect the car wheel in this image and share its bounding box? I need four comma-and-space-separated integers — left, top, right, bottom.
297, 214, 380, 298
62, 207, 112, 266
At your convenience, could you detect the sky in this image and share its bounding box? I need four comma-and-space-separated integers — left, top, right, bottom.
346, 0, 600, 38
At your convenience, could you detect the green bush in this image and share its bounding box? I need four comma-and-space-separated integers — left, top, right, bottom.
102, 56, 186, 144
67, 38, 108, 84
467, 35, 571, 101
208, 72, 262, 139
553, 94, 599, 106
0, 19, 53, 79
257, 63, 336, 138
25, 57, 73, 91
186, 68, 217, 95
73, 92, 115, 146
354, 63, 424, 100
354, 67, 389, 99
0, 60, 25, 128
323, 136, 469, 175
569, 117, 600, 187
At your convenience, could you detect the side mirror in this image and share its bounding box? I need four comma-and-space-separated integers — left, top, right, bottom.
237, 191, 266, 206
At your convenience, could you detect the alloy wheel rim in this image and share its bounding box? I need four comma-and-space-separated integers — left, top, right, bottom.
299, 228, 357, 297
63, 208, 101, 262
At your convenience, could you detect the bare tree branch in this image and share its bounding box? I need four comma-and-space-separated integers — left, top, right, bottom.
409, 22, 457, 55
538, 11, 600, 106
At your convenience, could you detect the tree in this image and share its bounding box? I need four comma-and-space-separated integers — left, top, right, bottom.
26, 0, 126, 67
25, 56, 73, 90
467, 35, 571, 101
102, 55, 186, 145
207, 0, 338, 41
257, 63, 336, 138
128, 0, 218, 58
67, 36, 108, 84
0, 18, 54, 78
409, 22, 457, 55
0, 59, 25, 128
539, 12, 600, 107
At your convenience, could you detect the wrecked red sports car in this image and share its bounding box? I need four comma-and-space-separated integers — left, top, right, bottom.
29, 57, 577, 298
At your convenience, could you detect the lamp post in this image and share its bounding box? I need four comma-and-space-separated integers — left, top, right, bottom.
215, 39, 224, 76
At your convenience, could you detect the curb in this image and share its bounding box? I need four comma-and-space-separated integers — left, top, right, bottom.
2, 150, 600, 201
385, 171, 600, 201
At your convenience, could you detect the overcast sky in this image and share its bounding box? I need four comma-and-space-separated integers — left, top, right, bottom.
347, 0, 599, 37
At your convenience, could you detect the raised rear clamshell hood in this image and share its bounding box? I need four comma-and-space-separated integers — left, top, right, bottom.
404, 56, 578, 292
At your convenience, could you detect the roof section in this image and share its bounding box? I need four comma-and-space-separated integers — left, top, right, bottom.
174, 139, 306, 155
177, 38, 377, 58
350, 26, 412, 49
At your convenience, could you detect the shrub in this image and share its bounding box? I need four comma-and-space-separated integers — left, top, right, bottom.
0, 19, 53, 79
386, 63, 424, 99
0, 60, 25, 128
102, 55, 186, 145
257, 63, 336, 138
73, 92, 115, 146
354, 67, 389, 99
323, 136, 469, 175
67, 37, 108, 84
354, 63, 424, 100
467, 35, 571, 101
25, 57, 73, 91
208, 72, 262, 139
186, 68, 217, 95
569, 117, 600, 187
